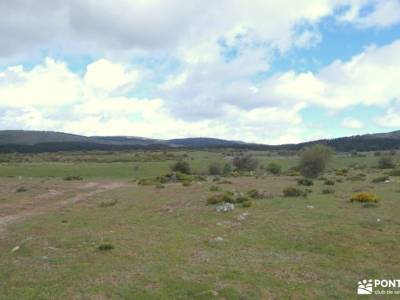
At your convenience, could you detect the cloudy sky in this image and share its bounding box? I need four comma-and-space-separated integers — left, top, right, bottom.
1, 0, 400, 144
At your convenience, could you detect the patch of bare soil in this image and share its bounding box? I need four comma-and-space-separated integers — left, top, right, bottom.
0, 181, 127, 233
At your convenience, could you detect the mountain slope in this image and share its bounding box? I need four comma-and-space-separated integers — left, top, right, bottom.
0, 129, 399, 152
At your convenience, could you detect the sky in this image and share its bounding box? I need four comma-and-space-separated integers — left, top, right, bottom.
1, 0, 400, 144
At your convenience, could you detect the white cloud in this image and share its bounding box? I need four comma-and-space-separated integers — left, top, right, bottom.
257, 40, 400, 109
84, 59, 140, 92
341, 117, 364, 129
338, 0, 400, 28
375, 105, 400, 127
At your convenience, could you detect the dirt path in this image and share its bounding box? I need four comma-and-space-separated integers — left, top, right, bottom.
0, 181, 127, 233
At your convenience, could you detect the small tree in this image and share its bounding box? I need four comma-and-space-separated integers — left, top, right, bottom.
233, 154, 258, 172
171, 160, 191, 174
378, 156, 395, 169
222, 163, 232, 175
208, 162, 222, 175
298, 144, 333, 178
266, 162, 282, 175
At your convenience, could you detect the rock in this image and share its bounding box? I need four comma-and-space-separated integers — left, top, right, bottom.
307, 205, 314, 209
384, 180, 390, 183
11, 246, 20, 253
215, 237, 224, 242
237, 212, 249, 221
216, 202, 235, 212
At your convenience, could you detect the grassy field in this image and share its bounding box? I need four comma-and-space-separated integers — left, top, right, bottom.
0, 150, 399, 299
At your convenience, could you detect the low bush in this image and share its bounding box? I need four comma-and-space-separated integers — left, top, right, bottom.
247, 189, 263, 199
156, 184, 165, 189
208, 162, 222, 175
233, 154, 259, 171
266, 162, 282, 175
372, 176, 390, 183
64, 176, 83, 181
389, 169, 400, 176
206, 193, 235, 205
350, 192, 379, 203
378, 156, 395, 169
171, 160, 191, 174
324, 179, 335, 186
236, 195, 252, 203
223, 163, 232, 175
97, 244, 114, 251
99, 199, 118, 207
217, 180, 233, 184
297, 178, 314, 186
182, 181, 191, 187
283, 186, 307, 197
16, 186, 27, 193
322, 188, 335, 194
209, 185, 220, 192
241, 200, 253, 208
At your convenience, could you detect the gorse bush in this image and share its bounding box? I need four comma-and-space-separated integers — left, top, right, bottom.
266, 162, 282, 175
233, 154, 259, 172
324, 179, 335, 186
298, 144, 333, 178
350, 192, 379, 203
378, 156, 395, 169
171, 160, 191, 174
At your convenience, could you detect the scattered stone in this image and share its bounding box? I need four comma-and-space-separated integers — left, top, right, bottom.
216, 222, 223, 226
307, 205, 314, 209
216, 202, 235, 212
11, 246, 20, 253
384, 180, 390, 183
237, 212, 249, 221
215, 237, 224, 242
377, 218, 381, 222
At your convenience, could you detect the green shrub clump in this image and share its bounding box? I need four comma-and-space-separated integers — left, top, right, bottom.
389, 169, 400, 176
372, 176, 390, 183
378, 156, 395, 169
350, 192, 379, 203
206, 192, 235, 205
171, 160, 191, 174
97, 244, 114, 251
322, 188, 335, 194
208, 162, 222, 175
324, 179, 335, 186
266, 162, 282, 175
283, 187, 307, 197
298, 144, 333, 178
64, 176, 83, 181
297, 178, 314, 186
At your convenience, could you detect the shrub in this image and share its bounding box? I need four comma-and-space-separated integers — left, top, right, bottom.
171, 160, 191, 174
97, 243, 114, 251
182, 181, 191, 187
208, 162, 222, 175
389, 169, 400, 176
206, 193, 235, 205
347, 174, 366, 181
378, 156, 395, 169
322, 188, 335, 194
209, 185, 220, 192
297, 178, 314, 186
372, 176, 389, 183
233, 154, 259, 172
236, 196, 252, 203
16, 186, 27, 193
138, 178, 159, 186
247, 189, 263, 199
335, 168, 348, 176
99, 199, 118, 207
298, 144, 333, 178
283, 186, 307, 197
324, 179, 335, 186
217, 180, 233, 185
156, 184, 165, 189
241, 200, 253, 208
64, 175, 83, 181
350, 192, 379, 203
223, 163, 232, 175
266, 162, 282, 175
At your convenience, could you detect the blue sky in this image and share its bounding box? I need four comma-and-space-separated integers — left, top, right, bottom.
0, 0, 400, 144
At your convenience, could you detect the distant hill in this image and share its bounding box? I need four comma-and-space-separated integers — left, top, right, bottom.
0, 129, 399, 153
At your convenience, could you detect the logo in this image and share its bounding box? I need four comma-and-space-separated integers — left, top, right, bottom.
358, 279, 373, 295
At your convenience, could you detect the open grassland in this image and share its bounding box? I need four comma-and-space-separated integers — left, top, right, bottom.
0, 150, 400, 299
